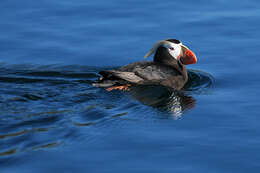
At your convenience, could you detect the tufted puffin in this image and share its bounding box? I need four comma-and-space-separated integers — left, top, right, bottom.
93, 39, 197, 91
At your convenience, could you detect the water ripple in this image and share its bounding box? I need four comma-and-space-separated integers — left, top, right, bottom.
0, 64, 214, 159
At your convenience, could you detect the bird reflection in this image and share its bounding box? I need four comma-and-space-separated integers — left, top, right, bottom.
128, 85, 195, 119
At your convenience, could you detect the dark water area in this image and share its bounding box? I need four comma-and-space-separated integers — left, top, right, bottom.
1, 0, 260, 172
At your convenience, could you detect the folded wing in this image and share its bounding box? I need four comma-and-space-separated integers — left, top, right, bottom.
93, 62, 184, 89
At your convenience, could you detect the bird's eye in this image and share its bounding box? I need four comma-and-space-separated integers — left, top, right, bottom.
170, 47, 174, 50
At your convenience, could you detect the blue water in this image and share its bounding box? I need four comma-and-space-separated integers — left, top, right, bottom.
1, 0, 260, 172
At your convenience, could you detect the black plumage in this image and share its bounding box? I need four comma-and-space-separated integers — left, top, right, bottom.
93, 39, 196, 91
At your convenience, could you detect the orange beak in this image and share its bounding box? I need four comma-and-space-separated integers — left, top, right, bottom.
180, 48, 197, 65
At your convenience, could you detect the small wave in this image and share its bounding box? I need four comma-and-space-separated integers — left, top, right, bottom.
184, 69, 215, 94
0, 64, 214, 159
22, 71, 99, 79
124, 69, 214, 117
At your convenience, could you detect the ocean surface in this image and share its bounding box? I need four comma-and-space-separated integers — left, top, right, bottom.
1, 0, 260, 172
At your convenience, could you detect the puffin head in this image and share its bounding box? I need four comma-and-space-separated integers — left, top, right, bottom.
144, 39, 197, 65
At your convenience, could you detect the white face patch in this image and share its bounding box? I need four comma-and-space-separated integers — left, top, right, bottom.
162, 43, 182, 60
144, 40, 182, 59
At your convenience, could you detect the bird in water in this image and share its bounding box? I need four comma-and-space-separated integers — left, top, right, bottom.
93, 39, 197, 91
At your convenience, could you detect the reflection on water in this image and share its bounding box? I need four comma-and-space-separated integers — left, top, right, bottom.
1, 0, 260, 171
129, 86, 196, 119
166, 93, 196, 118
0, 64, 213, 159
128, 69, 213, 118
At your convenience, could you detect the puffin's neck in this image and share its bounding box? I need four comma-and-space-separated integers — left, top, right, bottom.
153, 47, 188, 82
